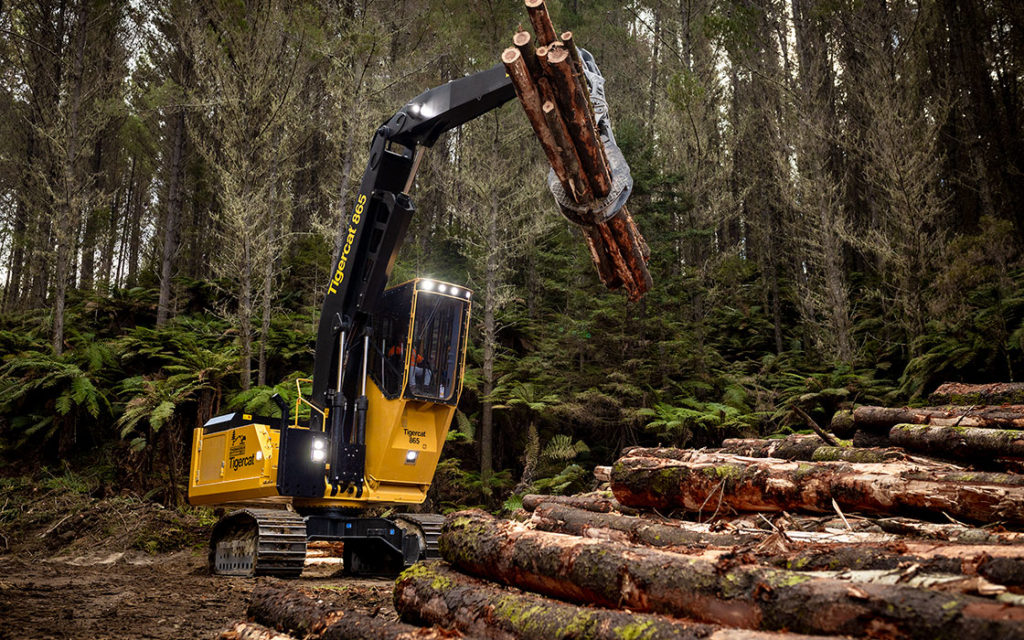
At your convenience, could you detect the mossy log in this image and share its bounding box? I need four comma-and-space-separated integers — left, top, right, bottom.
610, 454, 1024, 525
531, 502, 755, 547
218, 621, 297, 640
395, 561, 823, 640
720, 436, 905, 463
890, 423, 1024, 459
875, 517, 1024, 545
248, 584, 344, 637
533, 503, 1024, 587
854, 405, 1024, 432
249, 584, 450, 640
931, 383, 1024, 406
521, 491, 635, 514
439, 510, 1024, 639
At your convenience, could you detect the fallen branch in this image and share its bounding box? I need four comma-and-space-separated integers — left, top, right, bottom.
440, 510, 1024, 639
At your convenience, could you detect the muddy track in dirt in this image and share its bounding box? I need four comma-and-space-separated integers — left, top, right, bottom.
0, 552, 395, 639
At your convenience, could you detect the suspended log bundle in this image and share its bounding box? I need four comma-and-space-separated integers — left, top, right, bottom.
501, 3, 652, 300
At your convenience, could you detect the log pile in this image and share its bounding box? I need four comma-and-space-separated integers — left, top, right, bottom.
391, 387, 1024, 639
502, 0, 652, 301
828, 396, 1024, 470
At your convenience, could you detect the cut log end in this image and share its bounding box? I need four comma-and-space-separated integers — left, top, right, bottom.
546, 46, 570, 65
513, 30, 531, 47
501, 47, 521, 64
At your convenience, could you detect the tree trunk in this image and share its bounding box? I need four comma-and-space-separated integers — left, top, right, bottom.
719, 436, 907, 463
440, 511, 1024, 639
396, 561, 811, 640
249, 583, 452, 640
258, 247, 274, 387
248, 584, 344, 637
853, 405, 1024, 432
533, 503, 1024, 586
611, 454, 1024, 525
479, 189, 498, 496
157, 109, 186, 327
239, 253, 253, 391
930, 383, 1024, 406
890, 424, 1024, 459
522, 490, 635, 514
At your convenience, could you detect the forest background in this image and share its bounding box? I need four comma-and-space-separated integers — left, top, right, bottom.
1, 0, 1022, 510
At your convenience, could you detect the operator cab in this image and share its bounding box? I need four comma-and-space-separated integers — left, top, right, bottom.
370, 278, 472, 406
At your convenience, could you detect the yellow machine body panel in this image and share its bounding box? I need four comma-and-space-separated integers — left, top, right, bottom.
188, 418, 280, 505
187, 390, 455, 507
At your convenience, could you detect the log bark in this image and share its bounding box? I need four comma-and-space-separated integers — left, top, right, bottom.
248, 584, 344, 636
875, 517, 1024, 545
541, 46, 611, 198
320, 616, 459, 640
513, 30, 544, 82
611, 454, 1024, 525
931, 383, 1024, 405
542, 100, 591, 202
531, 502, 762, 547
830, 409, 856, 437
890, 423, 1024, 459
501, 48, 569, 190
521, 491, 635, 514
525, 0, 558, 46
218, 621, 297, 640
853, 405, 1024, 431
395, 561, 833, 640
720, 436, 907, 463
249, 584, 458, 640
533, 503, 1024, 587
440, 510, 1024, 639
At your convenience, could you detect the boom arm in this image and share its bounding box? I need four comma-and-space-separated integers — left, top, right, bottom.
310, 64, 515, 436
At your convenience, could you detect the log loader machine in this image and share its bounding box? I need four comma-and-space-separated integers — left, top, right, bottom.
187, 51, 635, 577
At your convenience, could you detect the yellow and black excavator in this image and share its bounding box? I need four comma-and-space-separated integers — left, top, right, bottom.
188, 51, 633, 577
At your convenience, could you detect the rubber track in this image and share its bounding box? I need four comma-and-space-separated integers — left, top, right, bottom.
395, 513, 445, 559
211, 508, 307, 578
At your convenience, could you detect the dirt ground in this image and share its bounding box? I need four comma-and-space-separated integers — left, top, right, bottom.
0, 552, 396, 639
0, 475, 396, 639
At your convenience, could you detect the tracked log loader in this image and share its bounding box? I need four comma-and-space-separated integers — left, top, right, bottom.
187, 38, 641, 577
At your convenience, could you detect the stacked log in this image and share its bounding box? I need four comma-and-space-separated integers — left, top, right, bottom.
828, 402, 1024, 468
501, 1, 652, 300
427, 510, 1024, 639
610, 450, 1024, 525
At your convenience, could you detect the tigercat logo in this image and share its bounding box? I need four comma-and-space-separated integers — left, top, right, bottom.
231, 454, 255, 471
328, 194, 367, 295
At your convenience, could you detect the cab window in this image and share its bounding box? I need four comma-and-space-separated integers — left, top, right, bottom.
407, 292, 464, 402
